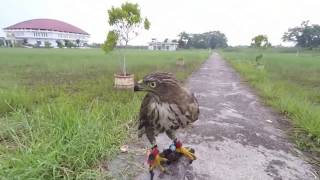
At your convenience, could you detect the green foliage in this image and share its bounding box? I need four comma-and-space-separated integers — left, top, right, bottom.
64, 40, 76, 48
0, 39, 4, 47
107, 2, 150, 46
221, 48, 320, 156
105, 2, 151, 74
5, 40, 13, 47
44, 41, 51, 48
34, 41, 41, 48
108, 3, 141, 26
283, 21, 320, 48
178, 31, 228, 49
0, 48, 209, 179
56, 40, 64, 48
251, 35, 271, 48
207, 31, 228, 49
22, 39, 28, 45
144, 17, 151, 30
178, 31, 192, 49
102, 31, 118, 53
76, 39, 80, 47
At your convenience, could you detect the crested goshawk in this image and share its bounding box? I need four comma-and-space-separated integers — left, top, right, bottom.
134, 72, 199, 172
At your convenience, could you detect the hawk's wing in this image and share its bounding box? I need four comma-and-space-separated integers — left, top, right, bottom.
189, 92, 199, 122
138, 93, 153, 132
169, 92, 199, 127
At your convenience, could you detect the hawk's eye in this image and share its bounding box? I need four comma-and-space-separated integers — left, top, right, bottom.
149, 82, 156, 88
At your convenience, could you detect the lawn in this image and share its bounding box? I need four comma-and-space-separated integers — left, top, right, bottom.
220, 48, 320, 157
0, 48, 209, 179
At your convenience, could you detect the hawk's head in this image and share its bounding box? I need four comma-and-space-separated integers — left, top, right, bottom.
134, 72, 180, 95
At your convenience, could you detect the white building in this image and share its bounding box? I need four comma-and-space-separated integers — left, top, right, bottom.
3, 19, 90, 48
148, 39, 178, 51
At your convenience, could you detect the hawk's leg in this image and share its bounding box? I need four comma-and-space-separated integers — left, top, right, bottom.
146, 128, 168, 173
166, 130, 196, 161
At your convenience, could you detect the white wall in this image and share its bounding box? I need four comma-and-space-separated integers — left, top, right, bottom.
27, 38, 58, 47
4, 29, 89, 47
148, 42, 177, 51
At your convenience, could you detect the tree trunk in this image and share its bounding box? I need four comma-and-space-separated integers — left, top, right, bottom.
123, 54, 126, 75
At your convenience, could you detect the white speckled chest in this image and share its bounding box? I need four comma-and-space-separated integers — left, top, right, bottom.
149, 102, 176, 134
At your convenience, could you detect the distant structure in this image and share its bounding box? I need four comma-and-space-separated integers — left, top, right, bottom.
3, 19, 90, 48
148, 38, 178, 51
0, 37, 5, 47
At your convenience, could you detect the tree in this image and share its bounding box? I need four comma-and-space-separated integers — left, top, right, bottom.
206, 31, 228, 49
178, 32, 192, 49
0, 39, 4, 47
103, 2, 150, 75
102, 30, 118, 53
22, 39, 28, 45
35, 41, 41, 48
76, 39, 80, 47
251, 35, 271, 48
172, 39, 178, 43
44, 41, 52, 48
178, 31, 228, 49
283, 21, 320, 48
64, 40, 75, 48
56, 40, 64, 48
191, 33, 207, 49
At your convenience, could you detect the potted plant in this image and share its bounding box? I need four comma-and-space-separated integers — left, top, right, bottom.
176, 57, 185, 67
103, 2, 150, 90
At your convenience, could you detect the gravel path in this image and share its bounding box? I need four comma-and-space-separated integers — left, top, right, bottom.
107, 53, 317, 180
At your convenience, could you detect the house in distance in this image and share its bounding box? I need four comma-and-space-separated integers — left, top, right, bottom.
3, 19, 90, 48
148, 38, 178, 51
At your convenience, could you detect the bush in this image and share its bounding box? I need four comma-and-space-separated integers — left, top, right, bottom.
64, 40, 76, 48
44, 41, 52, 48
0, 39, 5, 47
56, 40, 64, 48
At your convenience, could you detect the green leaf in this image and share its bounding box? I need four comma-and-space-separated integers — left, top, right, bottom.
106, 2, 150, 45
144, 18, 150, 30
102, 31, 118, 53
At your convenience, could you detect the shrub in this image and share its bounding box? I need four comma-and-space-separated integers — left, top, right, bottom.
44, 41, 52, 48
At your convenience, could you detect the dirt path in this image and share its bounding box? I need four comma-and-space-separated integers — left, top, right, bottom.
107, 53, 317, 180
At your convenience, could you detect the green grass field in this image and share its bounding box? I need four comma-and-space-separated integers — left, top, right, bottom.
220, 48, 320, 157
0, 48, 209, 179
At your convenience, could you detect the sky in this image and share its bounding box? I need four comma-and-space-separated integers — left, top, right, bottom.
1, 0, 320, 46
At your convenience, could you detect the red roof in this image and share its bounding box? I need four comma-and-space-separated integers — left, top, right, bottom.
4, 19, 89, 35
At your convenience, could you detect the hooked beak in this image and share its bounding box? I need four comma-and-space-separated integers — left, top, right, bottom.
134, 80, 145, 91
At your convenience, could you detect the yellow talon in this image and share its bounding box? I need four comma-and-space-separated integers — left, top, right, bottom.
176, 146, 196, 160
149, 154, 168, 172
174, 140, 196, 161
148, 146, 168, 172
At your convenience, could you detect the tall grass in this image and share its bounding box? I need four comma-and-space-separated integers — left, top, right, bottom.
220, 48, 320, 156
0, 48, 209, 179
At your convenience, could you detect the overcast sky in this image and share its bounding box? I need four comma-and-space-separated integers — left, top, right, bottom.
1, 0, 319, 46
